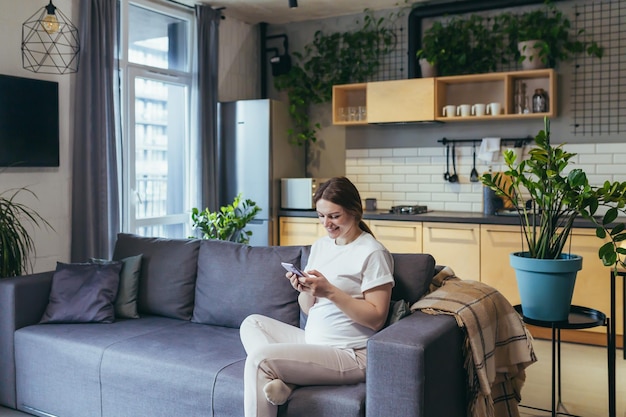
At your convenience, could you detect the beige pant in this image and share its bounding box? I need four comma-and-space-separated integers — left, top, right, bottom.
239, 314, 367, 417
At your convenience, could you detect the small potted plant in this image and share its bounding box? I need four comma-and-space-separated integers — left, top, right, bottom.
498, 2, 603, 69
0, 185, 52, 278
190, 193, 261, 244
417, 14, 504, 77
481, 118, 626, 321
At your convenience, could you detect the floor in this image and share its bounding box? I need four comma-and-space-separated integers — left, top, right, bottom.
519, 339, 626, 417
0, 340, 624, 417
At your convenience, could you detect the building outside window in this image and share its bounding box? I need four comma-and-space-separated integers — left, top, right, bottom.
117, 0, 196, 238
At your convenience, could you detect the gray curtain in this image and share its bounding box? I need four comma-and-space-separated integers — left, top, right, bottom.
71, 0, 119, 261
196, 5, 221, 212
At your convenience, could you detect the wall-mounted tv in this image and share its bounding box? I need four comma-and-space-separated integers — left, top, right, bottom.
0, 74, 59, 167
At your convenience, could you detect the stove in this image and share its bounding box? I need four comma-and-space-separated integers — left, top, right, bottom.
389, 205, 428, 215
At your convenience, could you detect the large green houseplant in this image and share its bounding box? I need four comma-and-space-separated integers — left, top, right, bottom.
481, 118, 626, 321
0, 186, 51, 278
190, 193, 261, 245
497, 2, 603, 69
274, 9, 399, 145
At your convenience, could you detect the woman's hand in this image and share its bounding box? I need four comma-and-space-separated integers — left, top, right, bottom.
286, 271, 316, 314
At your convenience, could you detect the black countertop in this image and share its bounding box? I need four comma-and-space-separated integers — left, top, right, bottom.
278, 209, 603, 229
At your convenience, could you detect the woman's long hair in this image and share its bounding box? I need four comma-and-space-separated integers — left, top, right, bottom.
313, 177, 374, 236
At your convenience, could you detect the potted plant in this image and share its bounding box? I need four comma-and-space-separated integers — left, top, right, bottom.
0, 185, 51, 278
481, 118, 626, 321
190, 193, 261, 244
498, 2, 603, 69
417, 14, 504, 77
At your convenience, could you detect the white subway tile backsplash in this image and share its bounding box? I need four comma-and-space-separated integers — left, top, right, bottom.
370, 166, 394, 174
349, 142, 626, 213
393, 148, 418, 157
369, 148, 394, 157
596, 143, 626, 154
346, 149, 368, 158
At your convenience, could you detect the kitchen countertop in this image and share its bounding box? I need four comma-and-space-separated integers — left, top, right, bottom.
278, 209, 603, 229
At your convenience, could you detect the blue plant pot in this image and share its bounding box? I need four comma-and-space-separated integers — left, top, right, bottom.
510, 252, 583, 322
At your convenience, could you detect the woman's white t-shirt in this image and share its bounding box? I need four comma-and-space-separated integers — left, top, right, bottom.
303, 232, 394, 349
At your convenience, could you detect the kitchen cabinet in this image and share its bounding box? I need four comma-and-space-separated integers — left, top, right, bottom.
366, 220, 422, 253
480, 224, 523, 306
278, 217, 325, 246
331, 69, 555, 125
434, 69, 555, 121
366, 78, 435, 123
332, 83, 367, 125
422, 222, 480, 280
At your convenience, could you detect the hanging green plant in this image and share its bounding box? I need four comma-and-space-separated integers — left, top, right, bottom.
274, 9, 400, 146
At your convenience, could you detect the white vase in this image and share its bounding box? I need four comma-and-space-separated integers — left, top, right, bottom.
517, 40, 546, 70
419, 58, 437, 78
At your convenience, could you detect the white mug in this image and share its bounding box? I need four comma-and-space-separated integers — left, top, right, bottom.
442, 105, 456, 117
456, 104, 471, 117
472, 103, 486, 116
487, 102, 502, 116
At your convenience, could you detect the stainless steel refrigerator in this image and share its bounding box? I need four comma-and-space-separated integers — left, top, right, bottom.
218, 99, 305, 246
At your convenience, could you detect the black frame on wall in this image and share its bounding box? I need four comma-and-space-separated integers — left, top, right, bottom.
407, 0, 555, 78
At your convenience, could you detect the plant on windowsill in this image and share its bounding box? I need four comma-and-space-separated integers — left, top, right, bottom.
497, 1, 603, 69
190, 193, 261, 245
274, 9, 401, 146
0, 183, 52, 278
480, 117, 626, 322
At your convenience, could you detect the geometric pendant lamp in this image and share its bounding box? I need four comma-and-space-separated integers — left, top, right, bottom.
22, 0, 80, 74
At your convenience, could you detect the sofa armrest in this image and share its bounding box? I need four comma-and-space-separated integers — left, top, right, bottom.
366, 311, 467, 417
0, 272, 53, 408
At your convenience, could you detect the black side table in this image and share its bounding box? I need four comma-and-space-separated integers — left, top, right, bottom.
610, 269, 625, 361
515, 304, 615, 417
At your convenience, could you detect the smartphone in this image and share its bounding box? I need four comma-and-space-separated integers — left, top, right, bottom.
281, 262, 304, 277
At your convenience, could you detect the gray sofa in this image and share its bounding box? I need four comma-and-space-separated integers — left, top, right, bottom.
0, 233, 466, 417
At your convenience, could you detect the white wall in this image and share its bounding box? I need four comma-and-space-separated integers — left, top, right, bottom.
0, 0, 77, 273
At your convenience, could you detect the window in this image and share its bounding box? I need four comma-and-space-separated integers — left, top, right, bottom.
118, 0, 196, 238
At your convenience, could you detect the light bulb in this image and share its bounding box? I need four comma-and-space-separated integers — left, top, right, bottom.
41, 13, 59, 34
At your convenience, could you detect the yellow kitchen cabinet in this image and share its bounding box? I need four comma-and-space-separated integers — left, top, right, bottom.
422, 222, 480, 280
366, 220, 422, 254
480, 224, 522, 306
278, 217, 324, 246
366, 78, 435, 123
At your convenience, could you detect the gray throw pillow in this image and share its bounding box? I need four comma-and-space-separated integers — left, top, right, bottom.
192, 240, 303, 328
40, 261, 122, 324
90, 254, 143, 319
391, 253, 436, 304
112, 233, 200, 320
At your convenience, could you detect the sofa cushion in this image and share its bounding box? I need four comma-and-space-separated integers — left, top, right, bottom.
40, 261, 122, 324
390, 253, 436, 304
100, 321, 246, 417
192, 240, 302, 328
112, 233, 200, 320
91, 254, 143, 319
15, 316, 183, 417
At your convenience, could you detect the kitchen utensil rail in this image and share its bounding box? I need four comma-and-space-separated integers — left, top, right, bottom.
438, 137, 532, 147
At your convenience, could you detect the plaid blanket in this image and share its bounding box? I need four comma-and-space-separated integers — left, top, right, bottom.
410, 266, 537, 417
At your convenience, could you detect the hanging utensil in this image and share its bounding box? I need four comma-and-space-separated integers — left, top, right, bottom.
470, 142, 479, 182
449, 142, 458, 183
443, 144, 450, 181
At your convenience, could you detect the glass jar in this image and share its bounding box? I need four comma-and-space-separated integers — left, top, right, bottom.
532, 88, 548, 113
